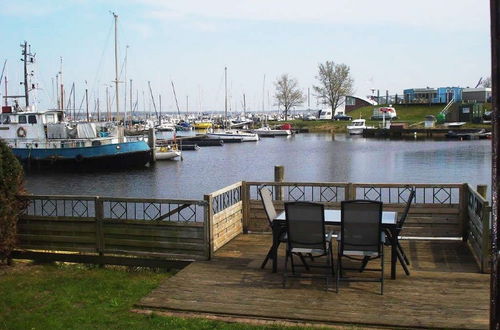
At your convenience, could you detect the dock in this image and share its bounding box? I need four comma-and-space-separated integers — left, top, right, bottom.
136, 234, 488, 329
363, 127, 491, 139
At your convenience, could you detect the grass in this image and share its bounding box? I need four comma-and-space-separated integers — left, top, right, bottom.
271, 103, 492, 133
0, 262, 323, 330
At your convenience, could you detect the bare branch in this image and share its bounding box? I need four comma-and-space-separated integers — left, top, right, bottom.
274, 74, 304, 120
313, 61, 354, 119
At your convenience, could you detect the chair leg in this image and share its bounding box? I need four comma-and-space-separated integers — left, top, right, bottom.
336, 254, 341, 293
380, 250, 384, 295
397, 241, 410, 266
283, 250, 289, 288
397, 247, 410, 276
359, 256, 370, 272
260, 248, 272, 269
298, 254, 310, 271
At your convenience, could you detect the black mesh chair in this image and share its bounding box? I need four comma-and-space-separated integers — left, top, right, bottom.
337, 200, 384, 295
283, 202, 334, 291
384, 187, 416, 275
259, 186, 309, 270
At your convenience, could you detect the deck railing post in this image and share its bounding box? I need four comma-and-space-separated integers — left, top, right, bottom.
94, 196, 105, 266
460, 183, 469, 242
482, 201, 492, 273
346, 183, 355, 200
241, 181, 249, 233
203, 194, 213, 260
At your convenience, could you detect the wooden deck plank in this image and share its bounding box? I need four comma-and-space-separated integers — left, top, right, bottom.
136, 234, 489, 329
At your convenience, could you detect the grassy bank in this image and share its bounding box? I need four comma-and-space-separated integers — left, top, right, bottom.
0, 262, 310, 329
272, 104, 491, 132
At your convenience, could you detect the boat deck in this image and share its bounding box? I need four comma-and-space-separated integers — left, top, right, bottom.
136, 234, 489, 329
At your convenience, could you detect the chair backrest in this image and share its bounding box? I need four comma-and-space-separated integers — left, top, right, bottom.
397, 187, 416, 232
285, 202, 326, 251
259, 186, 277, 227
340, 200, 383, 255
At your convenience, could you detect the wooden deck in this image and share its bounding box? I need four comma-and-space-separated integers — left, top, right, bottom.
136, 234, 489, 329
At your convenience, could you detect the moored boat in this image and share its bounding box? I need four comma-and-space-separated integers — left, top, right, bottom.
347, 119, 371, 135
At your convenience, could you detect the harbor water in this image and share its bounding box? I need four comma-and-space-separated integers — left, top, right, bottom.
25, 133, 492, 199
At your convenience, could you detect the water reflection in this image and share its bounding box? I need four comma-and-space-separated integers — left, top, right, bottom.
25, 133, 491, 199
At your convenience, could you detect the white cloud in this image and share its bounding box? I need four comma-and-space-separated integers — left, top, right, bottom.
137, 0, 488, 31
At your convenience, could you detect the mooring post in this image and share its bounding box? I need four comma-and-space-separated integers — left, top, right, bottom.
147, 128, 156, 164
274, 165, 284, 200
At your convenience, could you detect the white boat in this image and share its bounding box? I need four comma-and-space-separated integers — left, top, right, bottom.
445, 122, 467, 128
347, 119, 370, 135
155, 145, 181, 160
206, 130, 259, 142
252, 126, 291, 137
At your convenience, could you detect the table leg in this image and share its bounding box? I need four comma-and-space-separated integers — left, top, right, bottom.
391, 227, 397, 280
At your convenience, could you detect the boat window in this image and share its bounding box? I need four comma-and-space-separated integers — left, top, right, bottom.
45, 114, 55, 123
1, 115, 11, 124
18, 115, 27, 124
28, 115, 37, 124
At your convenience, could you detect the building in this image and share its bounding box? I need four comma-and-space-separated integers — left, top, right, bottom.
462, 88, 492, 103
403, 87, 462, 104
344, 96, 378, 113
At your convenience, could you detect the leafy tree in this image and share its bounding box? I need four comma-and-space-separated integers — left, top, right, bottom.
0, 140, 26, 265
274, 74, 304, 121
313, 61, 354, 118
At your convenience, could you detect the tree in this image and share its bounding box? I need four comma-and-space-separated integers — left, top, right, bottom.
481, 76, 492, 88
313, 61, 354, 118
0, 140, 26, 265
274, 74, 304, 121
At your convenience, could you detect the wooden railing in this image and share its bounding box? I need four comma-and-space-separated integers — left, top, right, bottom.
13, 181, 492, 272
245, 182, 465, 238
15, 195, 209, 267
465, 185, 492, 273
205, 182, 244, 254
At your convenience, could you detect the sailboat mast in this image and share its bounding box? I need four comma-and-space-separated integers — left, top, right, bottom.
113, 12, 120, 120
224, 67, 227, 127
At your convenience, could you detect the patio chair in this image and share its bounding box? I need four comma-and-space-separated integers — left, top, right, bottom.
384, 187, 416, 275
359, 187, 416, 275
337, 200, 384, 295
283, 202, 334, 291
258, 186, 309, 270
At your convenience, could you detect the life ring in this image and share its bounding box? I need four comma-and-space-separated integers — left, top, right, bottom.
17, 127, 27, 138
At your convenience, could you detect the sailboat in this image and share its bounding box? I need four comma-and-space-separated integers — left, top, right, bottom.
205, 67, 259, 142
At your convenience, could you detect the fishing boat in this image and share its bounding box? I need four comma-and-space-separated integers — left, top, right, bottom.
0, 107, 151, 168
347, 119, 371, 135
1, 35, 151, 169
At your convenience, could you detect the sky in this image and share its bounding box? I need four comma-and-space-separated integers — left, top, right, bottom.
0, 0, 491, 114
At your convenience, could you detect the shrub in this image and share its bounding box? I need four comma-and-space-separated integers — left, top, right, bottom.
0, 139, 26, 264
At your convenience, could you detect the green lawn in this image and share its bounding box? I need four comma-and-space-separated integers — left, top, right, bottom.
274, 103, 491, 132
0, 262, 318, 330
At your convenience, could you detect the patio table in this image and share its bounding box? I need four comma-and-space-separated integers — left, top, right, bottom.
272, 209, 399, 279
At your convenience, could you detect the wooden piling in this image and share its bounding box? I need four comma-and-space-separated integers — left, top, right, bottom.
274, 165, 284, 200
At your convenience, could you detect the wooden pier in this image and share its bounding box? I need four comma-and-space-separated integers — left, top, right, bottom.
136, 234, 488, 329
363, 127, 491, 139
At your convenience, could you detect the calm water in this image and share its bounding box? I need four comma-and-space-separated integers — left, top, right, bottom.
25, 132, 492, 199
